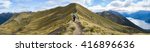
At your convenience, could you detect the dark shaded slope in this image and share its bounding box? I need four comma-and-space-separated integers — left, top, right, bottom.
0, 13, 13, 24
96, 10, 145, 32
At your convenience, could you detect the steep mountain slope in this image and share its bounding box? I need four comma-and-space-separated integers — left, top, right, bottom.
0, 3, 142, 35
0, 13, 13, 24
96, 10, 144, 32
0, 12, 32, 34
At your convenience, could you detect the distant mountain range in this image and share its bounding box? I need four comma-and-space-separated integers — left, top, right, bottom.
0, 3, 149, 35
121, 10, 150, 23
96, 10, 144, 31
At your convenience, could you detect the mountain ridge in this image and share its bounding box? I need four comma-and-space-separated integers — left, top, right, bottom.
0, 3, 145, 35
96, 10, 144, 31
0, 13, 14, 24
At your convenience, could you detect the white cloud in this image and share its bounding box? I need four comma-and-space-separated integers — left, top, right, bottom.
88, 0, 133, 12
89, 0, 150, 13
0, 0, 149, 13
32, 0, 93, 12
0, 0, 11, 9
30, 0, 93, 12
127, 17, 150, 29
88, 5, 104, 12
45, 0, 150, 13
107, 0, 133, 7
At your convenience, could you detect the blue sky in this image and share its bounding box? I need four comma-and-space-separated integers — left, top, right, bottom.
0, 0, 150, 13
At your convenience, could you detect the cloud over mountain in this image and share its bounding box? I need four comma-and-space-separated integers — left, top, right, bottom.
88, 0, 150, 13
0, 0, 11, 9
127, 17, 150, 29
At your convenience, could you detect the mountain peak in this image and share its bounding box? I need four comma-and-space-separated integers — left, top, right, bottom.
68, 3, 80, 6
0, 3, 146, 35
64, 3, 83, 13
97, 11, 144, 31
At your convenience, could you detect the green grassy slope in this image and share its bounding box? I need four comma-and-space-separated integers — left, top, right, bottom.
75, 3, 142, 34
0, 3, 142, 35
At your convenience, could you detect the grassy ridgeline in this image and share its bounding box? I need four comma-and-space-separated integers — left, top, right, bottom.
0, 3, 144, 35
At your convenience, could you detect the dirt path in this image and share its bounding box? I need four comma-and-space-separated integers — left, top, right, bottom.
72, 12, 83, 35
73, 21, 82, 35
